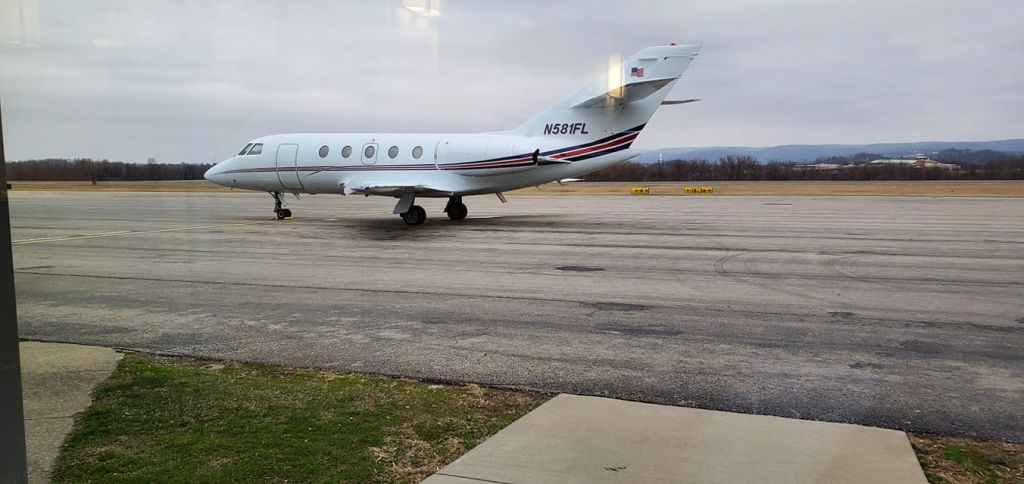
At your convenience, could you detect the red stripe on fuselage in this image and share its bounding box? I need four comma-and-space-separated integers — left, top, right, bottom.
220, 130, 641, 175
555, 132, 638, 160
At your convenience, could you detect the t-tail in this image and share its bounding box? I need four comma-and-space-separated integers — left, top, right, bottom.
511, 44, 701, 142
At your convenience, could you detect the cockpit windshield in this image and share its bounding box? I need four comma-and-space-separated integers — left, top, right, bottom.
237, 143, 263, 156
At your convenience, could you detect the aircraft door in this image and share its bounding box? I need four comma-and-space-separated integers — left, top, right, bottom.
275, 143, 302, 190
361, 143, 379, 165
435, 140, 448, 169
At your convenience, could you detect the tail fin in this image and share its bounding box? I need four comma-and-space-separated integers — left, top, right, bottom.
512, 44, 701, 140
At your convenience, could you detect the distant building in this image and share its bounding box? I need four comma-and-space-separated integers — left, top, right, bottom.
869, 154, 959, 170
794, 163, 852, 171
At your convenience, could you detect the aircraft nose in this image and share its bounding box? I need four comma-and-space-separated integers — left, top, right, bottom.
204, 162, 227, 184
203, 165, 216, 182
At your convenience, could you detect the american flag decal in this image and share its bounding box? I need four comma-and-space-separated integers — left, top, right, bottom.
630, 67, 644, 77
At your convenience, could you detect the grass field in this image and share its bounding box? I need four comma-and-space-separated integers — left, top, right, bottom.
53, 354, 1023, 483
911, 434, 1024, 483
9, 180, 236, 192
9, 180, 1024, 197
53, 354, 547, 483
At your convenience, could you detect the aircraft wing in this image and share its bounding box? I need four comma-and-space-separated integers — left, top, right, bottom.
572, 76, 677, 109
342, 180, 454, 197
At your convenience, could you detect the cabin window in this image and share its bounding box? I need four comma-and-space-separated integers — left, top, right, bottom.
238, 143, 253, 156
319, 145, 329, 158
247, 143, 263, 155
412, 146, 424, 159
388, 146, 399, 159
364, 145, 376, 158
342, 145, 352, 158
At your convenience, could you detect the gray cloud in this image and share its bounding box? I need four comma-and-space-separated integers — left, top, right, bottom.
1, 0, 1022, 163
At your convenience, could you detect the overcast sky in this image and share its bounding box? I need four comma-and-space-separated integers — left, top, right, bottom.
1, 0, 1022, 163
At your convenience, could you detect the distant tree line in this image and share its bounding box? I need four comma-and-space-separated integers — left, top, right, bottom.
6, 148, 1024, 183
586, 152, 1024, 182
6, 159, 214, 182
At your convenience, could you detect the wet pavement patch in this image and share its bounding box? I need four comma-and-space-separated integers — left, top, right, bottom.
556, 266, 605, 272
585, 302, 652, 312
594, 323, 683, 337
829, 311, 857, 319
899, 339, 949, 355
849, 362, 884, 370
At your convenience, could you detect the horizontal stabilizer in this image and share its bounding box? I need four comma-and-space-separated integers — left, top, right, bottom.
572, 76, 677, 109
662, 98, 701, 105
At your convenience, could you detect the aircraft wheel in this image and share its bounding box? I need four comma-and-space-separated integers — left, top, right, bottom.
280, 208, 292, 219
447, 202, 468, 221
401, 205, 426, 226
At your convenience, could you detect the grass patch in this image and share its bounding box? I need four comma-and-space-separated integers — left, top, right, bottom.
53, 353, 548, 483
50, 351, 1024, 483
9, 180, 235, 192
911, 434, 1024, 483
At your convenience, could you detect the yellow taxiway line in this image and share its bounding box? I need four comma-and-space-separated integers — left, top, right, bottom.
12, 221, 267, 246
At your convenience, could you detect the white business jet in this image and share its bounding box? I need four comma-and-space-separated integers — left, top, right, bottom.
204, 43, 700, 225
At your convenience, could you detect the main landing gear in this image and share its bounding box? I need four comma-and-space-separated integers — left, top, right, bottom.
393, 192, 425, 226
400, 205, 427, 225
271, 192, 292, 220
444, 196, 468, 221
393, 195, 469, 225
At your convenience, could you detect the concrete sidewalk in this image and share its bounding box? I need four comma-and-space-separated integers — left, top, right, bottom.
424, 394, 927, 484
19, 341, 122, 484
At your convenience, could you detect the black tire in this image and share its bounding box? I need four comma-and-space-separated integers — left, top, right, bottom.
447, 203, 468, 221
281, 208, 292, 218
401, 205, 426, 226
276, 210, 286, 220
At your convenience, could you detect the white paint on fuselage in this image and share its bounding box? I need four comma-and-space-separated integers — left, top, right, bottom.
205, 132, 635, 197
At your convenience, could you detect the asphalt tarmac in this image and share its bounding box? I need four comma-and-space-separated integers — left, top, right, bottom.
10, 191, 1024, 441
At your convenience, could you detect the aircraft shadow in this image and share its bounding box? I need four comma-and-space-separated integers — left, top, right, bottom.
327, 214, 564, 241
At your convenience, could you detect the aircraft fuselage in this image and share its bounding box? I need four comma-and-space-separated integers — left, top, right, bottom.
204, 129, 639, 197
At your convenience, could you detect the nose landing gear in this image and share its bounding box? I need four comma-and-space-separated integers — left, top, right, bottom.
271, 192, 292, 220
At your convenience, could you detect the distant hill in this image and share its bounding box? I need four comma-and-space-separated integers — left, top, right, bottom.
636, 139, 1024, 163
